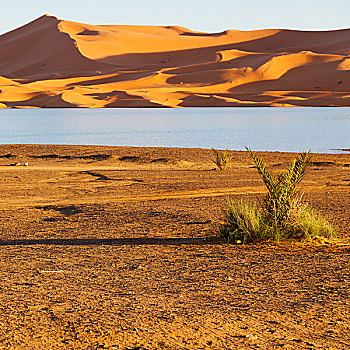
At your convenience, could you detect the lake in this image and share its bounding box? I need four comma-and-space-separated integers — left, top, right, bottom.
0, 107, 349, 153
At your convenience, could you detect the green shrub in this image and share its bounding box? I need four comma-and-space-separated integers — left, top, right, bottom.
219, 198, 263, 243
296, 207, 336, 240
212, 148, 231, 170
246, 147, 311, 232
220, 148, 336, 243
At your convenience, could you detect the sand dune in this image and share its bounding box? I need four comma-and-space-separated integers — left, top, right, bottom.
0, 14, 349, 107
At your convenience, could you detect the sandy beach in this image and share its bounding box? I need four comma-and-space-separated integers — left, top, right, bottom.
0, 144, 349, 349
0, 15, 350, 108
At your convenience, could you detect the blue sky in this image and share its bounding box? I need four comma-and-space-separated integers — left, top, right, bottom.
0, 0, 349, 35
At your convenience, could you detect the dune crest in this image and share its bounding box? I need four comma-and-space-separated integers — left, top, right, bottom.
0, 15, 349, 108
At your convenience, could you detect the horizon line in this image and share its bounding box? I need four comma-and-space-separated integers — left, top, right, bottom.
1, 14, 350, 36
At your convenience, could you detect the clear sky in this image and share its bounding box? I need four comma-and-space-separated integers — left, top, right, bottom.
0, 0, 349, 35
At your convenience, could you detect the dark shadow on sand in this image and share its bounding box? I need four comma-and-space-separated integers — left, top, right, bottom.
0, 237, 207, 247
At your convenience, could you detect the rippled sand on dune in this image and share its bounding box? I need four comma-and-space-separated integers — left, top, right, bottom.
0, 15, 349, 108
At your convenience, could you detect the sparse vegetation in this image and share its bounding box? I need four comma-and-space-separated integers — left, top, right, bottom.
212, 148, 231, 170
220, 148, 336, 243
219, 198, 263, 243
297, 207, 336, 240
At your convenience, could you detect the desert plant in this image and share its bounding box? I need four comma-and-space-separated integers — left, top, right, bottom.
220, 148, 336, 243
295, 207, 336, 240
246, 147, 311, 233
219, 198, 263, 243
212, 148, 231, 170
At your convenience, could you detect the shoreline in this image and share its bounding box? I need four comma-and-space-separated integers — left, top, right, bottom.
1, 143, 350, 155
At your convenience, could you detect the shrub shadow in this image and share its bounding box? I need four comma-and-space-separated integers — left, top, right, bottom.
0, 237, 206, 247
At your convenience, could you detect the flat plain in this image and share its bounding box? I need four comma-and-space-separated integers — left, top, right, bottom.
0, 145, 349, 349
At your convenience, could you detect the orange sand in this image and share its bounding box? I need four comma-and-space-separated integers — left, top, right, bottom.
0, 15, 349, 108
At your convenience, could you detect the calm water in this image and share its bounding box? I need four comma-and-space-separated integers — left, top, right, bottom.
0, 108, 349, 153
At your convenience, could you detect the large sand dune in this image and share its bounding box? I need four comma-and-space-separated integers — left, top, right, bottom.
0, 15, 350, 107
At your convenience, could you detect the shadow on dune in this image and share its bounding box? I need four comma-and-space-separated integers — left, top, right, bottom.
5, 93, 77, 108
98, 29, 350, 68
0, 237, 207, 247
225, 59, 350, 96
180, 30, 228, 37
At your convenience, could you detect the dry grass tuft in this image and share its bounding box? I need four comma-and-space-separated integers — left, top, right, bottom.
212, 148, 231, 170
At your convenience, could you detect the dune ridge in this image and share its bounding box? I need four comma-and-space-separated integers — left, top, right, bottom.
0, 14, 349, 108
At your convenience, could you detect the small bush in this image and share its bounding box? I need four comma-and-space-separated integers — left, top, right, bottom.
219, 198, 263, 243
220, 201, 336, 244
246, 147, 311, 231
296, 207, 336, 240
212, 148, 231, 170
220, 148, 336, 243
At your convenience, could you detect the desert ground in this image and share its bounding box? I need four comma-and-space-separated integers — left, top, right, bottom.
0, 15, 350, 108
0, 144, 349, 349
